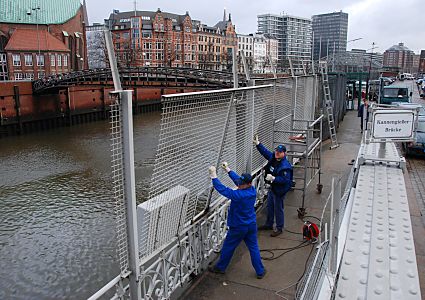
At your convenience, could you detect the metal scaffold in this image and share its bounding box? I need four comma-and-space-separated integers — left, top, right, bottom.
252, 76, 323, 218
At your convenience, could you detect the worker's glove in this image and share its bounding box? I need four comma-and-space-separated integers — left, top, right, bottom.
221, 161, 231, 173
253, 134, 260, 146
208, 166, 217, 179
265, 174, 275, 182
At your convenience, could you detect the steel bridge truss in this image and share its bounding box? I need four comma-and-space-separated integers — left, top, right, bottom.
90, 74, 322, 300
32, 67, 237, 94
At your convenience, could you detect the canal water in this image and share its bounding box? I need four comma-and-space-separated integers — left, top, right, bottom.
0, 112, 161, 299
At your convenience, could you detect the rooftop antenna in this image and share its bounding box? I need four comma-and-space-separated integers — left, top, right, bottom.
133, 0, 137, 16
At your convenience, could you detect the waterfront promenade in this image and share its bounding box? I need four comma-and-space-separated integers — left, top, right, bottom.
183, 106, 425, 299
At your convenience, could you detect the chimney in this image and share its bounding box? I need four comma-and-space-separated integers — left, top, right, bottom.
223, 7, 227, 22
228, 13, 231, 22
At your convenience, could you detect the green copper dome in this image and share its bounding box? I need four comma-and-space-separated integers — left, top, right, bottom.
0, 0, 82, 25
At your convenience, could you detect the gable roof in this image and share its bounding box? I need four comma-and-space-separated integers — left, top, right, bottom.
109, 10, 197, 26
0, 0, 81, 25
5, 29, 70, 52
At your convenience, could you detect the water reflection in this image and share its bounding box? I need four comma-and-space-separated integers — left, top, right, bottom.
0, 112, 161, 299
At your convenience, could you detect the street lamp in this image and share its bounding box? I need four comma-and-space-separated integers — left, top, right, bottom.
27, 7, 41, 56
366, 42, 378, 101
335, 37, 362, 72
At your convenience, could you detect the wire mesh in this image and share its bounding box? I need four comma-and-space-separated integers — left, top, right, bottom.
146, 86, 274, 251
295, 241, 330, 300
138, 185, 190, 258
252, 78, 294, 152
110, 94, 130, 274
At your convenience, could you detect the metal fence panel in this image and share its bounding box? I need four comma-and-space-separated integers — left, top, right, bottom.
110, 94, 130, 274
147, 86, 274, 241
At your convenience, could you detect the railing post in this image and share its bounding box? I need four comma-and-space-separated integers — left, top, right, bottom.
13, 85, 23, 134
232, 47, 238, 89
121, 89, 141, 300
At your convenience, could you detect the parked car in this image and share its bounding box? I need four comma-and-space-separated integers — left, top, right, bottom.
396, 103, 425, 156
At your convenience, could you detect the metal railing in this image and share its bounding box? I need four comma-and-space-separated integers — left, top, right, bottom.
90, 74, 323, 300
32, 67, 237, 93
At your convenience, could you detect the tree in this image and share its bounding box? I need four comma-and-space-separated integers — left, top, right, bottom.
86, 30, 108, 69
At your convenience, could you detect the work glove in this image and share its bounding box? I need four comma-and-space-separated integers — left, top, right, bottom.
266, 174, 275, 182
253, 134, 260, 146
221, 161, 231, 173
208, 166, 217, 179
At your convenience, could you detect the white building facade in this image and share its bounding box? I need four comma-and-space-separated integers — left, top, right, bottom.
237, 33, 278, 74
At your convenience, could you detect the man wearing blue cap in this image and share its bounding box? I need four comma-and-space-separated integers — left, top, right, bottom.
207, 162, 266, 279
254, 135, 293, 237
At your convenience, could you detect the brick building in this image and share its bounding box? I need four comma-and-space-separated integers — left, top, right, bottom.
419, 50, 425, 76
383, 42, 414, 74
0, 0, 88, 81
105, 9, 237, 71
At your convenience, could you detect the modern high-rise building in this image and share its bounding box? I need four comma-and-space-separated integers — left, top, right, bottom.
312, 11, 348, 61
257, 13, 312, 70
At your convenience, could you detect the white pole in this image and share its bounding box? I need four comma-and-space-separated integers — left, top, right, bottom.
319, 36, 322, 60
121, 90, 141, 300
104, 28, 141, 300
104, 30, 122, 91
232, 47, 238, 88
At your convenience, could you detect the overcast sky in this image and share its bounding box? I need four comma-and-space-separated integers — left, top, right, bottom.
86, 0, 423, 53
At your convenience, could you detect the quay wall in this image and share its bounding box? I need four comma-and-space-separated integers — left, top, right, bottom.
0, 81, 201, 138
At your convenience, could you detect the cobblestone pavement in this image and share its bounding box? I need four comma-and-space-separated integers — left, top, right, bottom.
407, 156, 425, 220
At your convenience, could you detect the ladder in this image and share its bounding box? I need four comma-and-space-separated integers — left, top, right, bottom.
319, 60, 339, 149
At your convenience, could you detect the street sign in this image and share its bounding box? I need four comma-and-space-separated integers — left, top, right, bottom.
371, 109, 417, 141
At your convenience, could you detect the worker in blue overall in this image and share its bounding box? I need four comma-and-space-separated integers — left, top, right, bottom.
208, 162, 266, 279
254, 135, 293, 237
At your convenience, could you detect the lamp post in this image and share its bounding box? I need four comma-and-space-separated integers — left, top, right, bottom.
366, 42, 378, 101
27, 7, 41, 66
335, 37, 362, 72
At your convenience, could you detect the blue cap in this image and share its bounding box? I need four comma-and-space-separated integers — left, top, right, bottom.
275, 145, 286, 153
238, 173, 253, 185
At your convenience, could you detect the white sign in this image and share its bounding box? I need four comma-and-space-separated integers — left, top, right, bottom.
371, 110, 416, 140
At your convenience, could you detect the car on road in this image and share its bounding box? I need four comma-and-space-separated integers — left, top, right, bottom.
380, 85, 412, 105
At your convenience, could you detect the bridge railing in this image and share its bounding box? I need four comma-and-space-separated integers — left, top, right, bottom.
32, 67, 236, 93
90, 74, 321, 300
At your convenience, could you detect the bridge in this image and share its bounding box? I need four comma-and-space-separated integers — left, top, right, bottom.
86, 73, 424, 300
31, 67, 241, 94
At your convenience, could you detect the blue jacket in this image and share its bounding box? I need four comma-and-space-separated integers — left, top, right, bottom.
212, 170, 257, 228
256, 143, 293, 196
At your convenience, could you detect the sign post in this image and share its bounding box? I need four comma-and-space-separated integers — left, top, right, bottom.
369, 106, 418, 159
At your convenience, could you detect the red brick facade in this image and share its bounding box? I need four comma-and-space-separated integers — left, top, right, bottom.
0, 6, 87, 81
110, 10, 237, 71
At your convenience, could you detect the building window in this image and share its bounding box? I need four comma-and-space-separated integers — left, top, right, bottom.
57, 55, 61, 67
38, 72, 45, 79
25, 73, 34, 80
63, 55, 68, 67
51, 54, 55, 66
13, 54, 21, 66
24, 54, 33, 66
14, 72, 23, 80
37, 55, 44, 66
